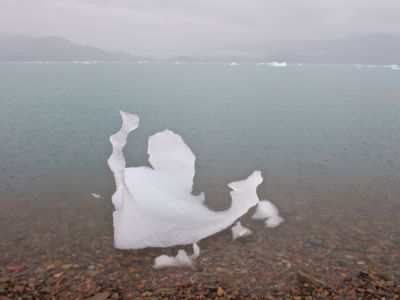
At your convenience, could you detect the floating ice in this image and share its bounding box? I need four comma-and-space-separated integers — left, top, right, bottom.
91, 193, 102, 199
265, 215, 284, 228
231, 221, 253, 240
108, 111, 265, 250
267, 61, 287, 67
153, 243, 200, 269
229, 62, 239, 66
389, 64, 400, 70
252, 200, 284, 228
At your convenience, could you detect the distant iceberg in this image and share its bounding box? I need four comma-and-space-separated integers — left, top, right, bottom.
229, 62, 239, 66
389, 64, 400, 70
267, 61, 287, 67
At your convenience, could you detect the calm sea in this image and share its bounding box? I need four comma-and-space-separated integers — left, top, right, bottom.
1, 63, 399, 202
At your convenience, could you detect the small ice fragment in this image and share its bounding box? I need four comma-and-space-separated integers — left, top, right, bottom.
229, 62, 239, 66
252, 200, 279, 219
390, 64, 399, 70
153, 243, 200, 269
267, 61, 287, 67
231, 221, 253, 240
265, 215, 284, 228
252, 200, 284, 228
91, 193, 102, 199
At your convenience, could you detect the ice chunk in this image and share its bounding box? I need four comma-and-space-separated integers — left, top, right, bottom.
389, 64, 399, 70
153, 243, 200, 269
231, 221, 253, 240
229, 62, 239, 66
265, 215, 284, 228
252, 200, 278, 219
91, 193, 102, 199
267, 61, 287, 67
108, 111, 264, 249
252, 200, 284, 228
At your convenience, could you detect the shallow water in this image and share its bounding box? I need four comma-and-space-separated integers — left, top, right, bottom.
0, 62, 399, 297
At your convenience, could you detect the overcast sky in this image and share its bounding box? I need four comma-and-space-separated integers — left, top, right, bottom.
1, 0, 400, 58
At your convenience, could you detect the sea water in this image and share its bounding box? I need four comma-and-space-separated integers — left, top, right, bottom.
1, 63, 399, 201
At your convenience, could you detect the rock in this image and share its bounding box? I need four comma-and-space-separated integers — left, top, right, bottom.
53, 272, 64, 278
217, 287, 224, 296
14, 285, 24, 294
357, 271, 369, 279
90, 292, 110, 300
111, 293, 119, 299
337, 258, 352, 266
308, 238, 322, 247
46, 263, 56, 270
61, 264, 73, 270
297, 271, 328, 288
6, 264, 23, 271
0, 277, 10, 284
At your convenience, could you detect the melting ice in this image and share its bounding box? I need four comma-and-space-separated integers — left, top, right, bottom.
252, 200, 284, 228
108, 111, 283, 267
231, 221, 253, 240
153, 244, 200, 269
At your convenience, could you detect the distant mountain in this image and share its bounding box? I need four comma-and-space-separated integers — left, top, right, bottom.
1, 34, 399, 64
0, 35, 148, 61
204, 35, 400, 64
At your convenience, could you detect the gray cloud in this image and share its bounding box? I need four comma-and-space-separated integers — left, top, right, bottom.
1, 0, 400, 58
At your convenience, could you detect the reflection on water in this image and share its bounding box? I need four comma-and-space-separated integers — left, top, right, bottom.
0, 63, 399, 297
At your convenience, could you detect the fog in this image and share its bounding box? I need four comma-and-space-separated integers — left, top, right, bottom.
1, 0, 400, 59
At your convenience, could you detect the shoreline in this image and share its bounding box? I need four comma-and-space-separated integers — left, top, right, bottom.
1, 180, 399, 298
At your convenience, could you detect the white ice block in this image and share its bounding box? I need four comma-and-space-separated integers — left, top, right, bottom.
108, 111, 265, 249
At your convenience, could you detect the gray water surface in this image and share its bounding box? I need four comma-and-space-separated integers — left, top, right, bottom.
1, 63, 399, 200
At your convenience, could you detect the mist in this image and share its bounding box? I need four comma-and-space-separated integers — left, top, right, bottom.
1, 0, 400, 59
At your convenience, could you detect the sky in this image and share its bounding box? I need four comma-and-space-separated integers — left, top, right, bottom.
1, 0, 400, 58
